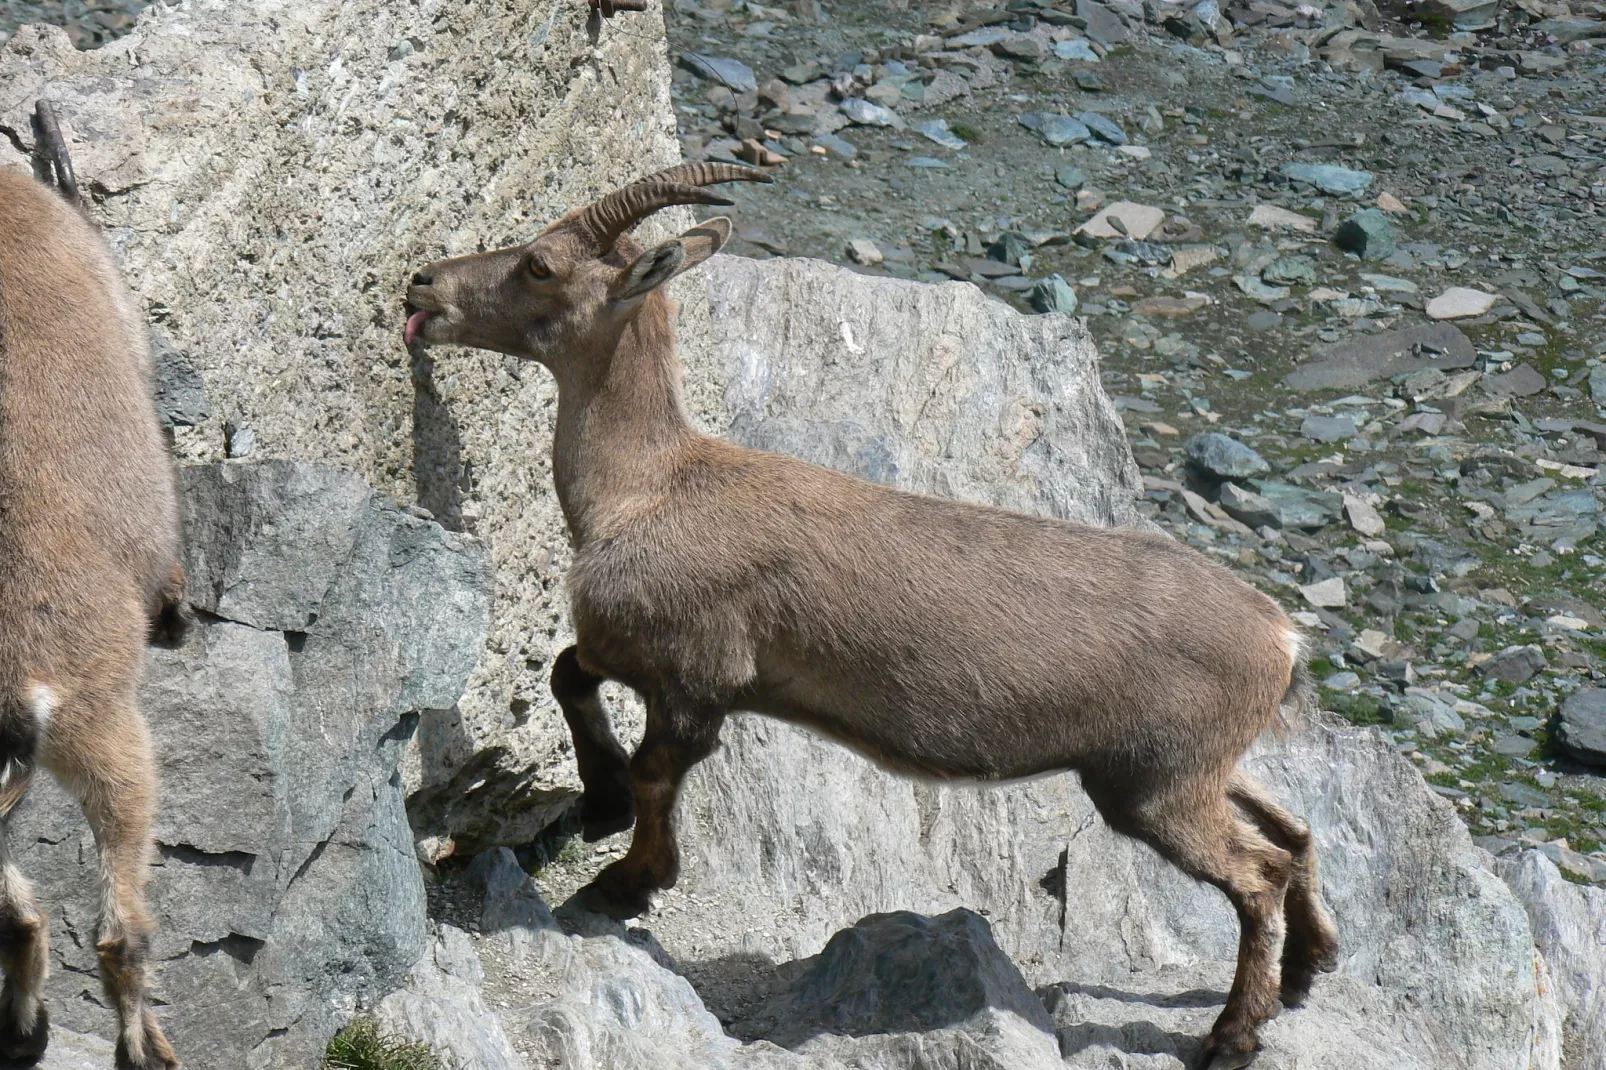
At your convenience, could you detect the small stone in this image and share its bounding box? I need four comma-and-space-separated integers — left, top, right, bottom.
679, 52, 759, 93
1055, 166, 1089, 190
1028, 274, 1079, 315
1477, 645, 1547, 684
1169, 247, 1218, 275
1074, 111, 1128, 145
1376, 191, 1409, 214
1054, 39, 1100, 61
1131, 294, 1210, 317
1359, 273, 1418, 294
1218, 482, 1280, 529
1301, 413, 1358, 443
915, 119, 968, 149
813, 132, 857, 159
1234, 275, 1290, 302
840, 98, 903, 129
990, 33, 1047, 62
1074, 70, 1105, 91
1280, 162, 1374, 196
1426, 287, 1498, 320
1247, 204, 1318, 233
1586, 364, 1606, 403
1018, 112, 1092, 147
1300, 576, 1347, 608
1344, 496, 1386, 536
1334, 208, 1398, 262
1184, 432, 1270, 480
846, 238, 884, 265
1262, 256, 1317, 287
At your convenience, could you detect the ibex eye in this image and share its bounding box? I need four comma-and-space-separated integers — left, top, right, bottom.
527, 257, 552, 280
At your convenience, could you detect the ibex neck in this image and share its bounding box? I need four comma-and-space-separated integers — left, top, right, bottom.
552, 299, 695, 546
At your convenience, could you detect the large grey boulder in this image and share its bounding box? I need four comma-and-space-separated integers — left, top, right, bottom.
1498, 850, 1606, 1070
0, 0, 702, 846
9, 462, 491, 1069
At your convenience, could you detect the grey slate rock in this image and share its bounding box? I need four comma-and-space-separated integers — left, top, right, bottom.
1247, 479, 1346, 529
9, 461, 492, 1069
1074, 110, 1129, 144
1184, 432, 1270, 480
1335, 208, 1399, 261
1017, 111, 1091, 146
1556, 689, 1606, 767
1301, 413, 1359, 443
1478, 644, 1548, 684
679, 52, 758, 93
1281, 162, 1375, 196
1218, 481, 1281, 529
1029, 273, 1079, 314
1284, 323, 1476, 391
151, 328, 213, 430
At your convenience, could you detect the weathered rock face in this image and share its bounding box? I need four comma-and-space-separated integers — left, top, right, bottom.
1498, 851, 1606, 1070
9, 462, 491, 1069
0, 0, 706, 837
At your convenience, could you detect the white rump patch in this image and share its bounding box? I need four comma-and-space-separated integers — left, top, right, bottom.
27, 684, 58, 732
1283, 627, 1306, 672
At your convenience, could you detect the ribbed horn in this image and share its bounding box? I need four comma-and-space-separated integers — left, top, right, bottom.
574, 164, 773, 253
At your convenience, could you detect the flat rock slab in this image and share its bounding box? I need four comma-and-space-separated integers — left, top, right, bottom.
1427, 286, 1499, 319
1076, 201, 1166, 240
1486, 362, 1549, 398
1284, 323, 1476, 391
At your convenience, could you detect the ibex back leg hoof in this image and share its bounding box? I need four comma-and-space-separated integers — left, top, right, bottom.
113, 1017, 178, 1070
574, 860, 659, 920
0, 999, 48, 1067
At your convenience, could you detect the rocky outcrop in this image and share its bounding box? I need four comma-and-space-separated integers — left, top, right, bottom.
0, 0, 705, 844
1499, 850, 1606, 1070
10, 462, 491, 1069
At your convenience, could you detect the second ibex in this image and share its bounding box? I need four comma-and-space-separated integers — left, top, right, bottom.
403, 164, 1339, 1070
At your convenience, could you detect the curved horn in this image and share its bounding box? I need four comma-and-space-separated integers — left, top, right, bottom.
575, 164, 773, 253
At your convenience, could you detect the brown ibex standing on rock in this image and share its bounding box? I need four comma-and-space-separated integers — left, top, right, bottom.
0, 102, 183, 1069
404, 164, 1339, 1069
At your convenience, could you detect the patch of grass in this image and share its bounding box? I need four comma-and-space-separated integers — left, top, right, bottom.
1308, 654, 1336, 679
1427, 771, 1461, 790
949, 122, 984, 145
1325, 691, 1388, 727
324, 1019, 445, 1070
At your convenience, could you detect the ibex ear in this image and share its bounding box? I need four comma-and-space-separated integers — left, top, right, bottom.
611, 217, 733, 303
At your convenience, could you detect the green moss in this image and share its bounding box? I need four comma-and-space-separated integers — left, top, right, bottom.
1308, 655, 1336, 679
949, 122, 984, 145
324, 1018, 445, 1070
1325, 691, 1387, 726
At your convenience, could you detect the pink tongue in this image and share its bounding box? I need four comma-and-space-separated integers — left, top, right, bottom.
404, 309, 433, 345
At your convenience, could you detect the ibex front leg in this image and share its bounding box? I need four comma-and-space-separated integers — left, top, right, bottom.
575, 691, 724, 920
550, 647, 635, 841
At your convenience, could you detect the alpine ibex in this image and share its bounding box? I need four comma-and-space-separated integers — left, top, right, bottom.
403, 164, 1339, 1069
0, 102, 184, 1070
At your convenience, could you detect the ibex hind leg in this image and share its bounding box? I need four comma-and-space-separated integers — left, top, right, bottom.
551, 647, 634, 841
46, 698, 177, 1070
1229, 772, 1339, 1008
0, 806, 51, 1067
1093, 780, 1292, 1070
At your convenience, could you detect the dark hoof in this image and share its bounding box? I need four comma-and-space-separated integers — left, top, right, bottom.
575, 875, 654, 920
1280, 940, 1339, 1008
1199, 1032, 1259, 1070
114, 1037, 179, 1070
0, 1004, 49, 1068
580, 800, 635, 843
